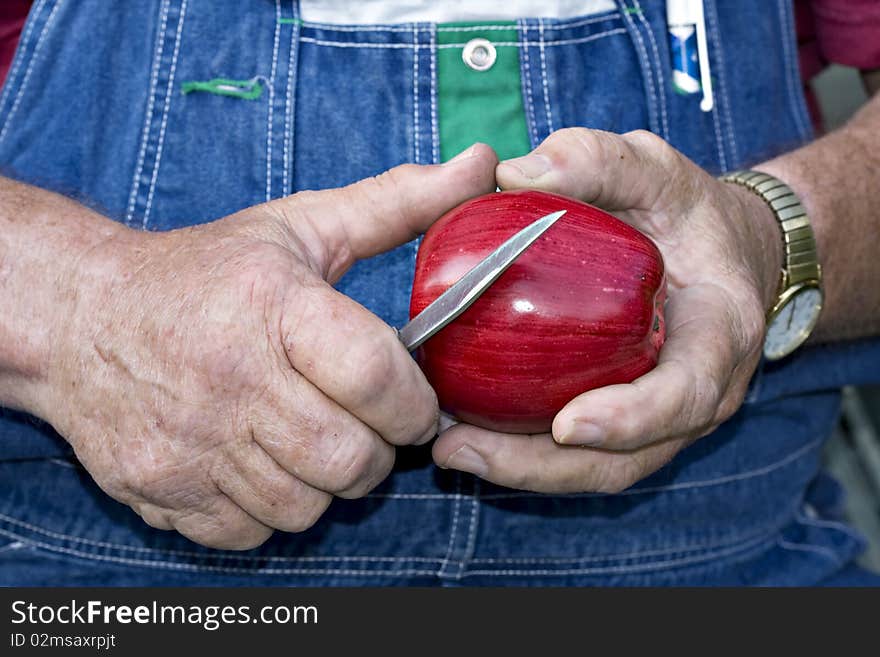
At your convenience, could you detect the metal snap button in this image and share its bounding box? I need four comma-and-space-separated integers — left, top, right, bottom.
462, 38, 496, 72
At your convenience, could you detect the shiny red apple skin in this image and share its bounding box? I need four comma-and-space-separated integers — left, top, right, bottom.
410, 189, 666, 434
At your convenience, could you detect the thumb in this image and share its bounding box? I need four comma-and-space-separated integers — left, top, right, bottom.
495, 128, 681, 213
272, 143, 498, 281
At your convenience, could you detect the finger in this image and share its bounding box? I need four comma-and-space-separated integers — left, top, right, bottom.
280, 279, 440, 447
433, 423, 686, 494
212, 440, 333, 533
495, 128, 685, 213
251, 366, 396, 497
276, 143, 499, 282
169, 493, 274, 551
551, 285, 743, 451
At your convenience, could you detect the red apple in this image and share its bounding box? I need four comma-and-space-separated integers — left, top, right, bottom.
410, 189, 666, 434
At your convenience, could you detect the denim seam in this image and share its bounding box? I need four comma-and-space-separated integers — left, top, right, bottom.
617, 1, 659, 137
265, 0, 282, 201
429, 26, 439, 163
632, 0, 668, 141
437, 471, 463, 577
777, 0, 811, 141
0, 530, 440, 577
0, 0, 47, 124
282, 0, 300, 197
297, 12, 619, 34
142, 0, 189, 230
126, 0, 170, 224
460, 478, 481, 575
703, 0, 738, 167
0, 512, 444, 563
795, 510, 864, 542
297, 32, 627, 50
412, 27, 419, 164
460, 532, 776, 577
0, 0, 66, 148
437, 32, 628, 48
537, 19, 555, 134
518, 20, 539, 148
468, 523, 785, 564
776, 538, 842, 565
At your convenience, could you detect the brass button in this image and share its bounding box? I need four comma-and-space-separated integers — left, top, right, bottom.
462, 38, 496, 72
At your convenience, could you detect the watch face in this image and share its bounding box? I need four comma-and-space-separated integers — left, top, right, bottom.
764, 286, 823, 361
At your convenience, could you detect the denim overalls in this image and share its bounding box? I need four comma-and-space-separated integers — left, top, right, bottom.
1, 0, 878, 586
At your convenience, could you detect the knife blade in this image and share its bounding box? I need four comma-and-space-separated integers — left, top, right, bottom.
397, 209, 566, 351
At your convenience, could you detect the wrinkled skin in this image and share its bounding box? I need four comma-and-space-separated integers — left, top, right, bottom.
433, 129, 782, 494
33, 145, 498, 549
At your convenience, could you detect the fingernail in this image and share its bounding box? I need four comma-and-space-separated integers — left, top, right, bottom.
444, 445, 489, 477
558, 421, 604, 446
500, 153, 551, 180
443, 144, 477, 165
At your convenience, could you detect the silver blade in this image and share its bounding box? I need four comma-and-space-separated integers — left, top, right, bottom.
398, 209, 566, 351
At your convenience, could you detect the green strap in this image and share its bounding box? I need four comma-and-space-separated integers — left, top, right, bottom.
181, 77, 264, 100
436, 23, 531, 162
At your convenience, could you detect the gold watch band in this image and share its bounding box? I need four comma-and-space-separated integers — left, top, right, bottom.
719, 169, 822, 291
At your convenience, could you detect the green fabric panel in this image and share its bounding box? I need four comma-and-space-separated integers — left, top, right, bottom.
436, 22, 531, 162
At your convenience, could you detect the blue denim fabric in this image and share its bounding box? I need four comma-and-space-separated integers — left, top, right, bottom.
0, 0, 878, 586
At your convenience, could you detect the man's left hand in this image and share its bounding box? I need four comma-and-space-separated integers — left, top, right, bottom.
432, 128, 783, 493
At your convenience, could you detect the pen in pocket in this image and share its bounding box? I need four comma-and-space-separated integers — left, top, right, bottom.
666, 0, 714, 111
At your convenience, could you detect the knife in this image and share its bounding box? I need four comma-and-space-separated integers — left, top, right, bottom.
397, 209, 566, 351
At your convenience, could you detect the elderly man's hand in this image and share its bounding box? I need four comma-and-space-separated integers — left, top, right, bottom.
28, 145, 496, 549
432, 129, 782, 494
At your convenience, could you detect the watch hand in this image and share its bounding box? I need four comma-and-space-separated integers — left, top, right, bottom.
786, 296, 797, 330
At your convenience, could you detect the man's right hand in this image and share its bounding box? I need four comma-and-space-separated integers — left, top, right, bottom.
3, 144, 497, 549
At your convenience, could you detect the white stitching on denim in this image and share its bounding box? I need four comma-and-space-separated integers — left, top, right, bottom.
518, 20, 539, 147
469, 523, 785, 564
412, 27, 419, 164
0, 0, 65, 148
459, 478, 480, 575
297, 12, 619, 34
299, 37, 412, 48
302, 21, 416, 33
282, 0, 299, 197
265, 0, 281, 201
438, 31, 628, 48
0, 0, 47, 121
48, 458, 79, 470
777, 0, 811, 140
0, 541, 25, 553
142, 0, 188, 230
795, 510, 864, 542
127, 0, 170, 223
0, 511, 444, 562
0, 529, 439, 577
776, 538, 841, 564
538, 19, 554, 134
461, 533, 775, 577
556, 11, 620, 30
480, 437, 824, 499
298, 30, 627, 50
429, 26, 438, 163
632, 0, 667, 141
618, 1, 658, 137
709, 93, 727, 171
703, 0, 738, 166
437, 472, 463, 576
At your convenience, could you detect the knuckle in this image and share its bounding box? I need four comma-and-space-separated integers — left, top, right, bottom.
325, 438, 381, 493
281, 493, 332, 533
349, 336, 399, 407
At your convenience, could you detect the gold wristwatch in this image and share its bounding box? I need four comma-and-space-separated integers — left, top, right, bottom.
720, 170, 823, 361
